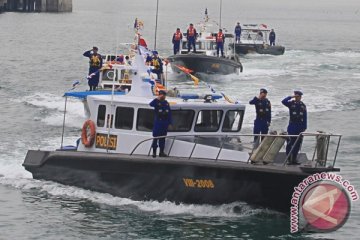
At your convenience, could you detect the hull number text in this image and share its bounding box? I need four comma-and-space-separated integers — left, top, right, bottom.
183, 178, 215, 189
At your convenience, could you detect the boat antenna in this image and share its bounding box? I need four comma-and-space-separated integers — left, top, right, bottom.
219, 0, 222, 29
154, 0, 159, 50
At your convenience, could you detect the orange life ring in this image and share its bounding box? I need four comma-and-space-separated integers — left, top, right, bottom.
81, 120, 96, 147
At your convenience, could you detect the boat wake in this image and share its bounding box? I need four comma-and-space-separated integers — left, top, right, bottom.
16, 92, 86, 128
0, 173, 273, 218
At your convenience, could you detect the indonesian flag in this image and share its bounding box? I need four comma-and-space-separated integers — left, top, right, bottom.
260, 24, 268, 29
138, 36, 147, 48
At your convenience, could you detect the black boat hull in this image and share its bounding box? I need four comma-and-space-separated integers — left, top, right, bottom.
233, 44, 285, 55
168, 54, 243, 75
23, 150, 339, 213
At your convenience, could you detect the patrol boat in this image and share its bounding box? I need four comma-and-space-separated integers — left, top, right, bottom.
167, 12, 243, 75
23, 51, 342, 213
231, 24, 285, 55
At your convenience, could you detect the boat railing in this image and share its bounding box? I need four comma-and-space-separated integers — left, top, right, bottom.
129, 132, 342, 168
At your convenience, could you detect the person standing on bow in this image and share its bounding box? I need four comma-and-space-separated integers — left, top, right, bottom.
216, 29, 225, 57
172, 28, 183, 55
269, 29, 276, 46
83, 46, 103, 91
282, 90, 307, 165
249, 88, 271, 144
150, 90, 172, 158
186, 23, 197, 53
234, 22, 242, 43
151, 51, 164, 84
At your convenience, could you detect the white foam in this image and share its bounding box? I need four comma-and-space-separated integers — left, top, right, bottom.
16, 93, 86, 127
0, 175, 266, 218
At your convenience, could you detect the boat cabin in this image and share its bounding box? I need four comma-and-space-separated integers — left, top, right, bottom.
180, 32, 235, 56
77, 94, 247, 160
239, 24, 271, 45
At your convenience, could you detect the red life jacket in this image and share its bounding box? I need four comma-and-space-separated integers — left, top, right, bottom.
188, 27, 195, 37
216, 32, 224, 43
174, 32, 182, 41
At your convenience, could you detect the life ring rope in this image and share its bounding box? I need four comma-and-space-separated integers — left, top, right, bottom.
81, 120, 96, 147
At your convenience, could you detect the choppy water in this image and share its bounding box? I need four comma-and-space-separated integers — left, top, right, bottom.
1, 0, 360, 239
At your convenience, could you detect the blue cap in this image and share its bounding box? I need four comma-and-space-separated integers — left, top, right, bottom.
260, 88, 268, 94
294, 90, 303, 96
158, 90, 167, 95
152, 51, 158, 55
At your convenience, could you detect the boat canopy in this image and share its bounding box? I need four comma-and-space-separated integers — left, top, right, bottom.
64, 91, 126, 100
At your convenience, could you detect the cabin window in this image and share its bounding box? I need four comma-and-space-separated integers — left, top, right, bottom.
137, 108, 154, 132
168, 110, 195, 132
115, 107, 134, 130
102, 69, 118, 81
195, 110, 223, 132
222, 110, 244, 132
97, 105, 106, 127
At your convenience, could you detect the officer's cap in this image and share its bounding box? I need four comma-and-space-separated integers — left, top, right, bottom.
92, 46, 98, 51
159, 90, 167, 95
152, 50, 158, 55
294, 90, 303, 96
260, 88, 268, 94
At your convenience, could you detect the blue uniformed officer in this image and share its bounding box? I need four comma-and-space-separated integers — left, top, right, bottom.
282, 90, 307, 164
83, 46, 103, 91
269, 29, 276, 46
249, 88, 271, 143
234, 22, 242, 43
150, 90, 172, 158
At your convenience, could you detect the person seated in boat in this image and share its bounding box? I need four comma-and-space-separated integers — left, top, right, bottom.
269, 29, 276, 46
150, 90, 172, 158
249, 88, 271, 145
216, 29, 225, 57
186, 23, 197, 53
172, 28, 183, 55
83, 46, 103, 91
282, 90, 307, 165
234, 22, 242, 43
151, 51, 164, 83
115, 55, 124, 64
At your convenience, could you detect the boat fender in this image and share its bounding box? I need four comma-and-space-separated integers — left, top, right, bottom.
81, 120, 96, 147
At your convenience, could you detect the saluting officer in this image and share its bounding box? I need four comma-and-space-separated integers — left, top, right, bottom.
83, 46, 103, 91
249, 88, 271, 143
150, 90, 172, 158
172, 28, 183, 55
282, 90, 307, 165
187, 23, 197, 53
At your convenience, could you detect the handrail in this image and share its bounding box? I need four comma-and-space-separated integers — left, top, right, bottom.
129, 133, 342, 167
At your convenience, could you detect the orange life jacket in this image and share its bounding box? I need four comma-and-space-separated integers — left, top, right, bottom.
174, 32, 182, 41
216, 32, 224, 43
188, 27, 195, 37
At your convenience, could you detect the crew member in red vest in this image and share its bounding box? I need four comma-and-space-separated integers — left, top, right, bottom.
186, 23, 197, 53
172, 28, 183, 55
216, 29, 225, 57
